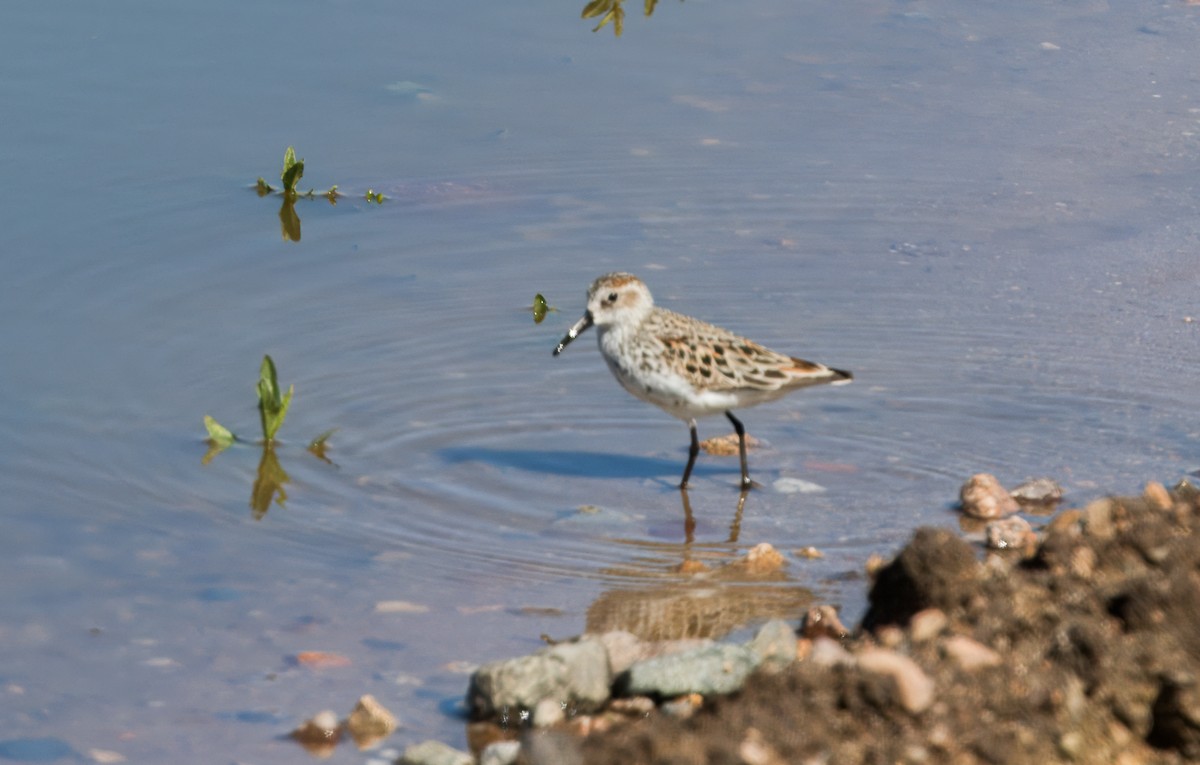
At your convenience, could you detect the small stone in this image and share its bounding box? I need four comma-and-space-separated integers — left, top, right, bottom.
622, 644, 759, 697
960, 473, 1019, 519
1058, 731, 1084, 758
1144, 481, 1172, 511
739, 727, 786, 765
1069, 545, 1097, 578
985, 516, 1035, 551
747, 619, 798, 669
532, 698, 564, 727
88, 750, 126, 764
875, 625, 905, 648
398, 739, 474, 765
856, 648, 935, 714
865, 553, 887, 577
909, 608, 948, 643
1010, 477, 1064, 504
942, 635, 1002, 671
291, 710, 342, 754
345, 694, 397, 747
1082, 498, 1117, 539
566, 713, 613, 736
608, 696, 655, 717
736, 543, 786, 574
467, 636, 613, 719
809, 637, 854, 667
660, 693, 703, 719
799, 605, 849, 641
674, 559, 710, 574
479, 740, 521, 765
794, 546, 824, 559
700, 432, 761, 455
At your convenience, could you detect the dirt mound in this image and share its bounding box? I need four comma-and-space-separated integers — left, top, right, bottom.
575, 481, 1200, 765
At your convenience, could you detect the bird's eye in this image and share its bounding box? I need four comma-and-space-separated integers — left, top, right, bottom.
607, 292, 618, 303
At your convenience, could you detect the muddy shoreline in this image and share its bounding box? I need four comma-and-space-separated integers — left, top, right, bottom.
562, 478, 1200, 765
397, 476, 1200, 765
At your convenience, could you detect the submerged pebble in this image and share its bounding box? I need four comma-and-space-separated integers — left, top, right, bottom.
1009, 477, 1064, 504
959, 473, 1019, 519
985, 516, 1035, 550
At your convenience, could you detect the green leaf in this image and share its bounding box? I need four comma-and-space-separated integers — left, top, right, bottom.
255, 177, 274, 196
532, 293, 557, 324
274, 385, 294, 440
202, 415, 236, 463
281, 146, 305, 195
257, 355, 291, 442
644, 0, 658, 16
582, 0, 610, 18
203, 415, 236, 446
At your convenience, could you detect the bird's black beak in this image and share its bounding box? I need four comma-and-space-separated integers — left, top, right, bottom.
553, 312, 593, 356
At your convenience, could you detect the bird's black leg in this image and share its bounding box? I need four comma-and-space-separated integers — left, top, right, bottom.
725, 411, 754, 489
680, 418, 700, 489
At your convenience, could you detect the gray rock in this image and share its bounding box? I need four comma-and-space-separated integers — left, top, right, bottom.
622, 643, 760, 697
746, 618, 797, 669
398, 739, 473, 765
467, 636, 612, 719
479, 740, 521, 765
1009, 477, 1063, 503
595, 630, 714, 674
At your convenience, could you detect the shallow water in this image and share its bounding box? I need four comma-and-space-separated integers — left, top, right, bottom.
2, 0, 1199, 761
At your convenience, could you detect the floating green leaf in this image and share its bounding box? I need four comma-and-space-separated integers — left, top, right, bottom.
256, 355, 293, 443
281, 146, 305, 196
532, 293, 557, 324
365, 189, 385, 204
644, 0, 658, 15
202, 415, 236, 464
204, 415, 236, 446
255, 177, 275, 196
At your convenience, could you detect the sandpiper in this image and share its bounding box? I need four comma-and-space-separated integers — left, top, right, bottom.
554, 272, 851, 489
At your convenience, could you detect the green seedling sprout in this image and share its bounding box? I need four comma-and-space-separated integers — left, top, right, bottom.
281, 146, 305, 198
256, 354, 294, 443
531, 293, 557, 324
